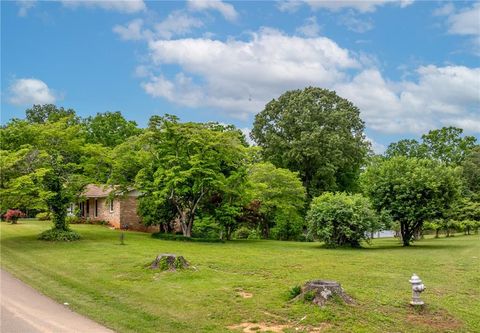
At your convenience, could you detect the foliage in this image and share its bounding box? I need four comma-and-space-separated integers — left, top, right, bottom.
25, 104, 78, 124
385, 127, 477, 166
3, 209, 26, 223
66, 215, 87, 224
0, 105, 111, 239
232, 226, 252, 239
461, 146, 480, 198
151, 232, 224, 243
288, 285, 302, 300
246, 162, 306, 239
251, 87, 370, 198
137, 195, 177, 233
307, 192, 379, 247
192, 216, 221, 239
135, 115, 247, 237
38, 228, 81, 241
35, 212, 51, 220
361, 157, 461, 246
83, 111, 142, 147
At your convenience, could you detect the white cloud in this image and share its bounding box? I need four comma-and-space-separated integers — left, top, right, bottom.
335, 65, 480, 133
8, 78, 57, 106
143, 28, 359, 118
155, 11, 203, 39
131, 26, 478, 135
16, 0, 36, 17
296, 16, 321, 37
339, 11, 374, 33
446, 2, 480, 36
113, 12, 203, 41
432, 3, 455, 17
187, 0, 238, 21
278, 0, 414, 13
113, 19, 147, 40
61, 0, 146, 13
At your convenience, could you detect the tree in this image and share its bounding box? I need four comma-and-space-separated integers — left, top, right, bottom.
385, 139, 427, 159
0, 110, 112, 240
251, 87, 370, 198
361, 157, 461, 246
307, 192, 379, 247
246, 162, 306, 239
25, 104, 78, 124
135, 116, 247, 237
83, 111, 142, 147
461, 146, 480, 198
385, 127, 477, 166
422, 127, 476, 166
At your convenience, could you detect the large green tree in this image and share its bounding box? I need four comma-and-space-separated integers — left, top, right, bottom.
83, 111, 142, 147
1, 105, 112, 239
246, 162, 306, 239
134, 116, 247, 237
251, 87, 370, 198
361, 157, 461, 246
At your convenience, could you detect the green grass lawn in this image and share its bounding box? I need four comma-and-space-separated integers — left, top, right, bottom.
1, 220, 479, 333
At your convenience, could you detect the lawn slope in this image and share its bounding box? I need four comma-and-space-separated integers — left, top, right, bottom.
1, 220, 479, 332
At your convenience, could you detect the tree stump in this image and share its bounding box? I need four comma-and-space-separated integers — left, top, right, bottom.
150, 254, 189, 271
295, 280, 354, 307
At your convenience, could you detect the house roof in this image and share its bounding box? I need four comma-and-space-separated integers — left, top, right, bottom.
82, 184, 140, 198
82, 184, 114, 198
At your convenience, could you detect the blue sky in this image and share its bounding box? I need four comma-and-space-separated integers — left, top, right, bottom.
2, 0, 479, 152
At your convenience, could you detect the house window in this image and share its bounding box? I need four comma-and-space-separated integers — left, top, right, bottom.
109, 199, 114, 213
94, 199, 98, 218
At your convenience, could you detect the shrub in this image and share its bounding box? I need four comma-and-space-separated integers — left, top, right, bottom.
151, 232, 225, 243
233, 226, 251, 239
307, 192, 379, 248
66, 216, 86, 224
288, 285, 302, 299
247, 229, 261, 240
270, 210, 305, 241
4, 209, 26, 224
36, 212, 51, 221
38, 228, 81, 241
192, 216, 221, 239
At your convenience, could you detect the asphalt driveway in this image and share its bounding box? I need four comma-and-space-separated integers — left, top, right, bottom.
1, 269, 113, 333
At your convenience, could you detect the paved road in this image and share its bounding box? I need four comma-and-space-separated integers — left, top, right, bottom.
1, 269, 114, 333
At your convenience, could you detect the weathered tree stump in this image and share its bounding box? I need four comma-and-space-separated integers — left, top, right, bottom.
295, 280, 354, 307
150, 254, 189, 271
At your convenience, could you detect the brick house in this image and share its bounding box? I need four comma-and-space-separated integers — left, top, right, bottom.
69, 184, 156, 232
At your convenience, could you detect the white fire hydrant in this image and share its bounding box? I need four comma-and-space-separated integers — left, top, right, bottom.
409, 273, 426, 306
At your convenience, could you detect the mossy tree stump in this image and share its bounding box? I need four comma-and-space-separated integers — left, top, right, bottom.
294, 280, 354, 307
150, 254, 189, 271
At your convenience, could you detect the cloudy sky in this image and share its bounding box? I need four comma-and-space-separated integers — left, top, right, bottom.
2, 0, 479, 152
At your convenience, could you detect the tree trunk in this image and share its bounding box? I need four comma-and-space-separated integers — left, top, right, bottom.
400, 222, 411, 246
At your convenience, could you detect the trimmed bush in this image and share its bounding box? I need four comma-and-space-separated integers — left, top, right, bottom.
38, 228, 81, 241
307, 192, 379, 248
152, 232, 224, 243
36, 212, 51, 221
66, 216, 86, 224
233, 226, 251, 239
4, 209, 26, 224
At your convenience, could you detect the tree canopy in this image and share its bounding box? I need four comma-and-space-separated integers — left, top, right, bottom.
361, 157, 461, 246
251, 87, 370, 198
385, 127, 477, 166
133, 115, 247, 237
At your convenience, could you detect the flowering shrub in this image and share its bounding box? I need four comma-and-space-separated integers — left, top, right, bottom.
4, 209, 26, 224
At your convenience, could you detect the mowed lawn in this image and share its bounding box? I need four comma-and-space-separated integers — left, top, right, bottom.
1, 220, 479, 333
